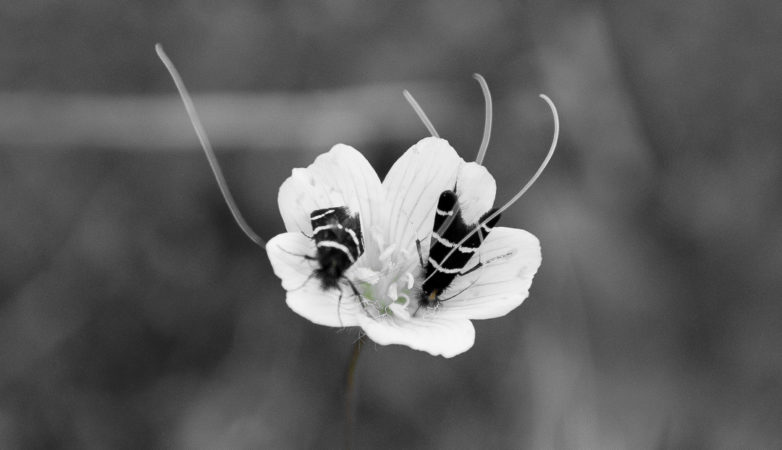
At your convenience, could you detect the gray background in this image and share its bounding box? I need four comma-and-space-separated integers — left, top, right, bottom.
1, 1, 780, 448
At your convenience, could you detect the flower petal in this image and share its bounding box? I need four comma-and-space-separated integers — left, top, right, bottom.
278, 144, 383, 234
277, 168, 338, 235
383, 137, 463, 253
455, 162, 497, 225
435, 227, 541, 320
266, 232, 361, 327
357, 313, 475, 358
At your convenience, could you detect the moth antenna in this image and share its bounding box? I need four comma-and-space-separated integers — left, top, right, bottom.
473, 74, 492, 165
439, 249, 511, 301
276, 244, 315, 261
155, 44, 266, 249
424, 94, 559, 281
403, 89, 440, 138
439, 277, 479, 302
289, 271, 318, 292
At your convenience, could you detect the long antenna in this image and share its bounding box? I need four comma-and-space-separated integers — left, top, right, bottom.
155, 44, 266, 249
473, 74, 492, 165
403, 89, 439, 138
423, 94, 559, 284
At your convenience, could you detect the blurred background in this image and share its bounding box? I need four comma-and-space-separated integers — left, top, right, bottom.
1, 0, 781, 448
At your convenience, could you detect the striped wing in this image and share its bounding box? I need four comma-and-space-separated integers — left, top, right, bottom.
422, 190, 500, 300
310, 207, 364, 263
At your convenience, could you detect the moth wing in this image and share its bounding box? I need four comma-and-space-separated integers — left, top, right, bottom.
310, 207, 340, 229
342, 212, 364, 256
432, 190, 461, 238
469, 207, 502, 247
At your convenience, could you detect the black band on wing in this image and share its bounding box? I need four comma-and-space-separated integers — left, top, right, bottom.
421, 191, 502, 304
433, 190, 459, 236
310, 207, 364, 259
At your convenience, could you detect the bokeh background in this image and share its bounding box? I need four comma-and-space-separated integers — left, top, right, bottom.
2, 1, 781, 448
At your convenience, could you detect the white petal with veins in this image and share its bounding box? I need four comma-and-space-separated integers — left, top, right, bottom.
266, 232, 361, 327
277, 144, 383, 235
433, 227, 541, 320
383, 137, 463, 256
455, 162, 497, 224
357, 313, 475, 358
268, 137, 542, 358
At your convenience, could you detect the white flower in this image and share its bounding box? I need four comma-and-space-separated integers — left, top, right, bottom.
154, 47, 555, 358
266, 137, 541, 358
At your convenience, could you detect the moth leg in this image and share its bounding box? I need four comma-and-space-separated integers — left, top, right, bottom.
345, 278, 366, 310
439, 279, 479, 302
300, 230, 313, 240
276, 245, 315, 260
290, 271, 317, 292
415, 238, 425, 267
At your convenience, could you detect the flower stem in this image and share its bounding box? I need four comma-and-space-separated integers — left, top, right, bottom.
344, 335, 365, 449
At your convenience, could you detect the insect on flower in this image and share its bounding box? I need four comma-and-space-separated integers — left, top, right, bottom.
157, 43, 559, 357
417, 189, 503, 311
307, 207, 364, 292
155, 45, 368, 323
275, 206, 368, 326
406, 75, 557, 319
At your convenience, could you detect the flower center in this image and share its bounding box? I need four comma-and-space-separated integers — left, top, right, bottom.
351, 226, 419, 319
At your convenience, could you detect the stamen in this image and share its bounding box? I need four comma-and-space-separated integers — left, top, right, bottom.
423, 94, 559, 284
473, 74, 493, 165
404, 272, 415, 289
403, 89, 440, 138
155, 44, 266, 249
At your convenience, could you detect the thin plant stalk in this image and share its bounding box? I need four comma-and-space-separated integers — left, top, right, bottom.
344, 335, 366, 449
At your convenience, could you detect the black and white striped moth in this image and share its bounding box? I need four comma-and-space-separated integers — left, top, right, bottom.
418, 190, 501, 309
157, 44, 365, 302
307, 206, 364, 291
406, 76, 558, 313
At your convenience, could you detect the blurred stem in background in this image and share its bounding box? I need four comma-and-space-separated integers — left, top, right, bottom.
344, 335, 365, 449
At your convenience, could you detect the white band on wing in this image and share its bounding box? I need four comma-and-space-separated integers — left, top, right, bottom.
316, 240, 355, 263
313, 223, 362, 251
310, 209, 336, 221
432, 231, 478, 253
427, 256, 462, 274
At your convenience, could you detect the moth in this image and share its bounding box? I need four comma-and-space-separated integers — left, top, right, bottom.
406, 76, 557, 313
307, 206, 364, 295
418, 189, 502, 309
